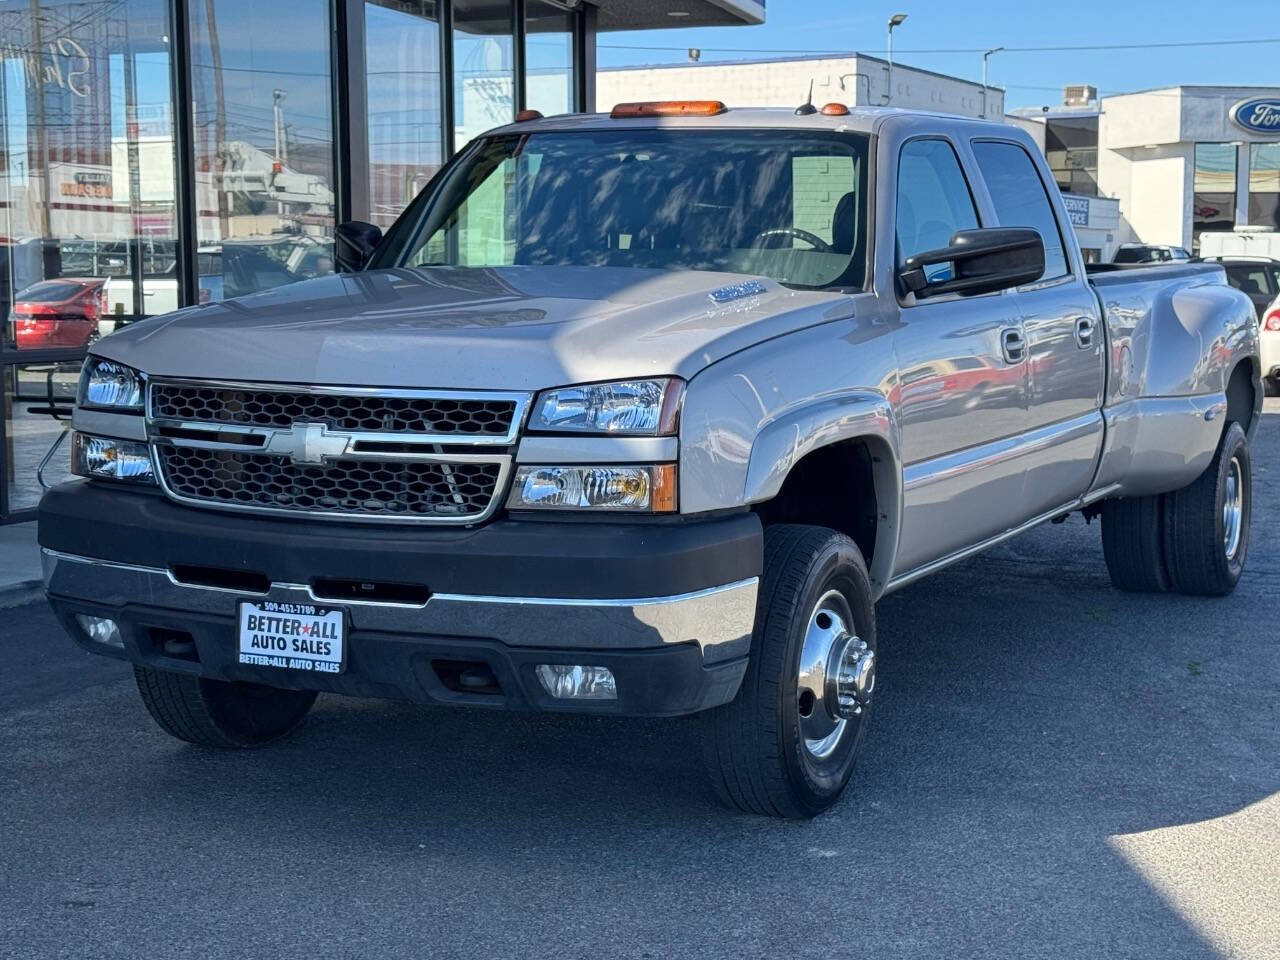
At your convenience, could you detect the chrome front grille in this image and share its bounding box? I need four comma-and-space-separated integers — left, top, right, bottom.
147, 380, 527, 524
150, 383, 518, 438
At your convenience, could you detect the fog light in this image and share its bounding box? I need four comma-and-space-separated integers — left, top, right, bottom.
535, 664, 617, 700
75, 614, 123, 648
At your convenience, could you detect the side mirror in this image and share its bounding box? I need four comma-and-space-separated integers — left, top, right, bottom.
334, 220, 383, 273
899, 227, 1045, 300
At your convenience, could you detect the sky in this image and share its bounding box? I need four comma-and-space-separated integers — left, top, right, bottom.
595, 0, 1280, 110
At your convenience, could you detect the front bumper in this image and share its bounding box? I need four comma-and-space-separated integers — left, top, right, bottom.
39, 483, 762, 716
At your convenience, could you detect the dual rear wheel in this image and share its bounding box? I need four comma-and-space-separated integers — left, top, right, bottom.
1102, 421, 1251, 597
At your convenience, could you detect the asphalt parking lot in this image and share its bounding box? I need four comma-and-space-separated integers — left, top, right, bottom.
2, 403, 1277, 960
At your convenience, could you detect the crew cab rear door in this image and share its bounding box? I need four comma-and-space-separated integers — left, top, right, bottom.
968, 137, 1106, 520
886, 134, 1032, 574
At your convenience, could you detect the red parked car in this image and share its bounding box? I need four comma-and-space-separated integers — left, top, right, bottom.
9, 278, 105, 349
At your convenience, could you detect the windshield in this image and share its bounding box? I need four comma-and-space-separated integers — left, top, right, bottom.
378, 129, 869, 289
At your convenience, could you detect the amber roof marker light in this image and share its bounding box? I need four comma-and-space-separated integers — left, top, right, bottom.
610, 100, 728, 118
515, 108, 544, 122
820, 103, 851, 116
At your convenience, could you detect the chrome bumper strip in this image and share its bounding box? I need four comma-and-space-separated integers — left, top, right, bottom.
41, 549, 758, 662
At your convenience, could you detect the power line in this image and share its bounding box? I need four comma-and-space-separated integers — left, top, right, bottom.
597, 36, 1280, 57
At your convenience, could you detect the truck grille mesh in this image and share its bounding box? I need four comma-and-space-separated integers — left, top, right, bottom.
151, 384, 517, 437
158, 448, 503, 520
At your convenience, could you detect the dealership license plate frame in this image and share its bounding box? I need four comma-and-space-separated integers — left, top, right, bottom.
236, 600, 348, 675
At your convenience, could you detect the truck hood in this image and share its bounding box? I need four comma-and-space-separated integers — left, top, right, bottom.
93, 265, 853, 390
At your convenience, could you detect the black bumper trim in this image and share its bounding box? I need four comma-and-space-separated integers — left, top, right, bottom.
50, 596, 748, 717
38, 481, 762, 600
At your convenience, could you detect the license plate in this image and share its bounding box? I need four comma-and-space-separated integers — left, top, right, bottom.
237, 601, 346, 674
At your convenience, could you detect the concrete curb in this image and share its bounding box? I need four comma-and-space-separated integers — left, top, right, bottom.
0, 580, 44, 610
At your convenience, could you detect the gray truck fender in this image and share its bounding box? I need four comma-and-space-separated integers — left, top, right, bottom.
742, 393, 903, 593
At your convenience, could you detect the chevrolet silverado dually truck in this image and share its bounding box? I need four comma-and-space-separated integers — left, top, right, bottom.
39, 103, 1262, 818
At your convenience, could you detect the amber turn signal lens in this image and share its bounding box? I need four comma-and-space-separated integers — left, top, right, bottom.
611, 100, 728, 118
652, 464, 678, 513
820, 102, 851, 116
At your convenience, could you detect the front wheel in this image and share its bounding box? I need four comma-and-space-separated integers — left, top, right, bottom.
134, 666, 317, 748
701, 525, 877, 819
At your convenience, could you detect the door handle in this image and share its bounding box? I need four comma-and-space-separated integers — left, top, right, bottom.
1075, 316, 1096, 348
1001, 327, 1027, 364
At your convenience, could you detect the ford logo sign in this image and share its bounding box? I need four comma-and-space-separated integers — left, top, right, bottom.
1230, 98, 1280, 135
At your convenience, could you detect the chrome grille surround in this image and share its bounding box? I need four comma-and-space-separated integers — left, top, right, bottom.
146, 379, 529, 525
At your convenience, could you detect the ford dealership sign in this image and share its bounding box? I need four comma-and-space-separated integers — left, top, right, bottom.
1230, 98, 1280, 135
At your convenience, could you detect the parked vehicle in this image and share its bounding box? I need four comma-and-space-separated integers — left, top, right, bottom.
8, 278, 105, 349
98, 243, 305, 337
1260, 293, 1280, 396
1112, 242, 1192, 264
39, 104, 1262, 818
1199, 228, 1280, 261
1196, 255, 1280, 320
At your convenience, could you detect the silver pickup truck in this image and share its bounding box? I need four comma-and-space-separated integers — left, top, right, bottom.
39, 103, 1261, 818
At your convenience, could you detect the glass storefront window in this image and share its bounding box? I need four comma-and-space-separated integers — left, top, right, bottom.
1044, 116, 1099, 198
3, 362, 77, 513
366, 1, 443, 229
0, 0, 179, 346
453, 0, 513, 151
189, 0, 337, 301
1193, 142, 1238, 248
525, 1, 573, 118
1248, 142, 1280, 230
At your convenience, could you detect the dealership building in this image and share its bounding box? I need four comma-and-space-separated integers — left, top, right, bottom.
0, 0, 764, 523
1012, 85, 1280, 257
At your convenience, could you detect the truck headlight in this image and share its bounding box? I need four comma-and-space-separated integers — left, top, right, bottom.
72, 433, 155, 484
78, 357, 145, 411
528, 378, 683, 436
508, 464, 676, 512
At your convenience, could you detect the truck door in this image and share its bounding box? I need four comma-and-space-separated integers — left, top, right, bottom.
890, 137, 1032, 575
969, 139, 1106, 519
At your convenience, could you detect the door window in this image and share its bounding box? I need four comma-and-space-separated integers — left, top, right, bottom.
971, 140, 1069, 281
1225, 265, 1276, 299
895, 139, 980, 284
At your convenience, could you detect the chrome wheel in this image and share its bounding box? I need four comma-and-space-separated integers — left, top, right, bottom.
1223, 454, 1244, 561
795, 589, 875, 760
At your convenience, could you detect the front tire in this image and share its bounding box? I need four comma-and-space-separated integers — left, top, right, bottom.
134, 667, 317, 748
1264, 377, 1279, 399
701, 525, 877, 819
1162, 421, 1251, 597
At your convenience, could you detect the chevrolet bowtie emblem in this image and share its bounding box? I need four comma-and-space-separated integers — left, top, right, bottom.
264, 422, 352, 465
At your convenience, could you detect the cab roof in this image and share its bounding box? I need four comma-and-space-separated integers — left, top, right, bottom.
493, 104, 995, 139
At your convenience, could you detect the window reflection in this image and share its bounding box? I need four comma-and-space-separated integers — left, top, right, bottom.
0, 0, 179, 345
1193, 142, 1237, 248
1249, 143, 1280, 230
189, 0, 336, 301
525, 0, 573, 117
453, 0, 513, 151
367, 1, 442, 228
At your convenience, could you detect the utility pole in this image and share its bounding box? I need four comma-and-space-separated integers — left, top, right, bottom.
885, 14, 907, 105
204, 0, 229, 243
982, 47, 1003, 118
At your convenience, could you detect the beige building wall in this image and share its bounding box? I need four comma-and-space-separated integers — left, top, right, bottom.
598, 55, 1003, 120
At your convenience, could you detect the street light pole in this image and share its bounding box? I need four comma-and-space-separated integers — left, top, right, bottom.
886, 14, 907, 105
982, 46, 1003, 118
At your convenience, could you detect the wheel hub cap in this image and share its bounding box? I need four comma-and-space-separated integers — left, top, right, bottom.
796, 590, 873, 760
1223, 455, 1243, 561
